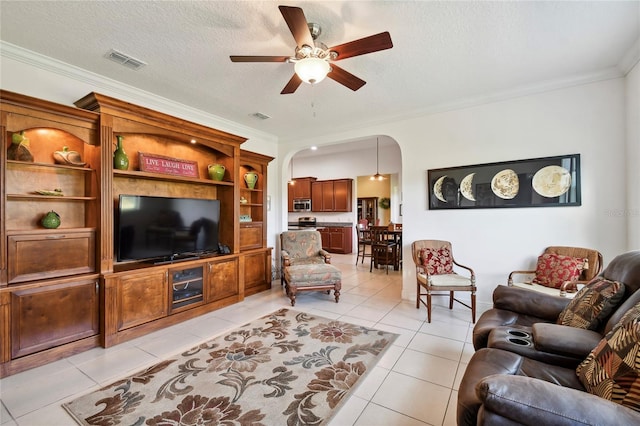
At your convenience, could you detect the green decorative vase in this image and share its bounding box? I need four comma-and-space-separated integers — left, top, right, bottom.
113, 135, 129, 170
244, 171, 258, 189
41, 211, 61, 229
208, 163, 225, 181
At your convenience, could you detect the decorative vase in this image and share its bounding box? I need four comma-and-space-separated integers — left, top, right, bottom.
113, 135, 129, 170
244, 171, 258, 189
53, 146, 86, 167
207, 163, 225, 181
7, 131, 34, 162
41, 211, 61, 229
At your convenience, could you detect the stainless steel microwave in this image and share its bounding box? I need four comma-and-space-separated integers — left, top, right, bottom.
293, 198, 311, 212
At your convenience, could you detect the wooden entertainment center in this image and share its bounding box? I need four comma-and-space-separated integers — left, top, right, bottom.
0, 90, 273, 377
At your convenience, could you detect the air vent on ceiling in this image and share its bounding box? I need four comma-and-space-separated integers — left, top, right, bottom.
251, 112, 271, 120
105, 49, 147, 70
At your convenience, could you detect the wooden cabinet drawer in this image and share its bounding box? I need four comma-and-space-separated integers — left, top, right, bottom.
7, 229, 96, 284
11, 278, 99, 358
240, 223, 263, 250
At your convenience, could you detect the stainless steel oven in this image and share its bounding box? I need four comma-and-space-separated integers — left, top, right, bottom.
293, 198, 311, 212
298, 216, 317, 228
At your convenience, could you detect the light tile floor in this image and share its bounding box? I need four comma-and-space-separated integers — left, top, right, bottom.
0, 253, 489, 426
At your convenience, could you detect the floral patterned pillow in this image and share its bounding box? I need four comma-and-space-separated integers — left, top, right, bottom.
576, 301, 640, 413
420, 247, 454, 275
557, 278, 625, 330
532, 253, 586, 289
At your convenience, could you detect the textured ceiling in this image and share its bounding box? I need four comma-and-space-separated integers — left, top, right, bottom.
1, 1, 638, 142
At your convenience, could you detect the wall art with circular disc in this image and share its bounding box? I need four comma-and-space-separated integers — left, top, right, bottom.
532, 165, 571, 198
491, 169, 519, 199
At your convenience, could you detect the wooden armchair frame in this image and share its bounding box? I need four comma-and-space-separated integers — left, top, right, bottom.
508, 246, 603, 297
412, 240, 477, 323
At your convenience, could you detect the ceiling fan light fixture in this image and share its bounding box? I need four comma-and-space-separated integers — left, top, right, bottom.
294, 57, 331, 84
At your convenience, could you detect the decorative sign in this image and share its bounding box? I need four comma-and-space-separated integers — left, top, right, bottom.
428, 154, 581, 210
138, 152, 199, 178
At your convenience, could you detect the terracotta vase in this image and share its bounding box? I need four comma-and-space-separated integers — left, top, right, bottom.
113, 135, 129, 170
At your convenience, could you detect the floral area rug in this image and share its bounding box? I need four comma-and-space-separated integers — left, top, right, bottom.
63, 308, 398, 425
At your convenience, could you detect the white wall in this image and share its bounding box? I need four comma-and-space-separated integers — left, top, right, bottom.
626, 61, 640, 250
280, 78, 629, 304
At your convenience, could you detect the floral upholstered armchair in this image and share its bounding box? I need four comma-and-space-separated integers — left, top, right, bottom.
281, 231, 331, 268
279, 231, 341, 306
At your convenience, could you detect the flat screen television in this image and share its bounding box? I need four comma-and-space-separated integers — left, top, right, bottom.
117, 195, 220, 263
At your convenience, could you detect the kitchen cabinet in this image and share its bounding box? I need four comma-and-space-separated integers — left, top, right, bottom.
288, 177, 316, 212
312, 181, 332, 212
333, 179, 352, 212
292, 177, 314, 199
311, 179, 353, 212
318, 227, 353, 254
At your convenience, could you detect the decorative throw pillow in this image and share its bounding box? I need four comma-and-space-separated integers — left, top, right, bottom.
576, 302, 640, 413
557, 278, 625, 330
420, 247, 454, 275
532, 253, 586, 289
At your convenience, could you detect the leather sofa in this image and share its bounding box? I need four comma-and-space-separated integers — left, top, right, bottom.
458, 251, 640, 425
457, 348, 640, 425
472, 251, 640, 367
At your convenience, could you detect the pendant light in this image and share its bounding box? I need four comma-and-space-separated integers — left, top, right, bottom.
370, 138, 385, 181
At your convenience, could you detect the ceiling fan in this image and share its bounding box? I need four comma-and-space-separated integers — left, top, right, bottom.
230, 5, 393, 94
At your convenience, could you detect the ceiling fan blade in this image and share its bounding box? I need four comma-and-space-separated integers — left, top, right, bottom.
281, 74, 303, 94
329, 32, 393, 60
327, 64, 366, 91
230, 56, 289, 62
279, 5, 314, 48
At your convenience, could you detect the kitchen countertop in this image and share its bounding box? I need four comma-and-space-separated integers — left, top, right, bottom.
287, 226, 325, 231
288, 222, 353, 228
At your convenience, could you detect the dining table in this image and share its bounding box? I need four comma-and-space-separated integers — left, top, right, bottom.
369, 225, 403, 270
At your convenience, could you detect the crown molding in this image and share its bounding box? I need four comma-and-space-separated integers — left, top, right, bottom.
0, 42, 278, 145
282, 66, 624, 144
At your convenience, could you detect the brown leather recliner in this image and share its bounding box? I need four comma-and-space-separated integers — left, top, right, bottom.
458, 251, 640, 426
457, 348, 640, 426
473, 250, 640, 357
